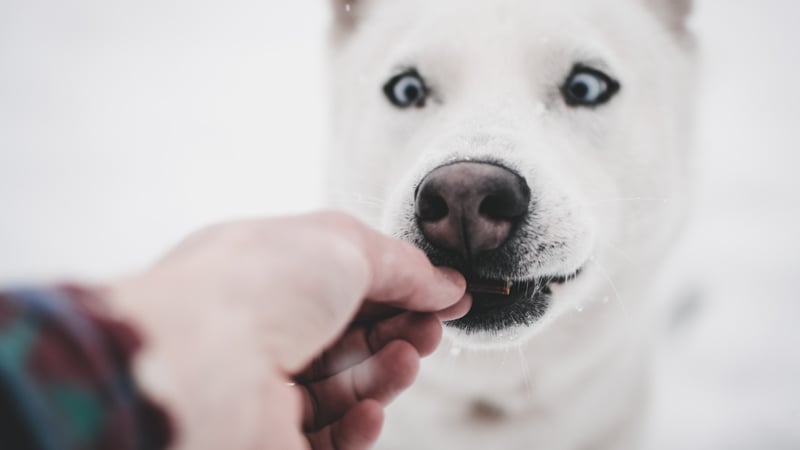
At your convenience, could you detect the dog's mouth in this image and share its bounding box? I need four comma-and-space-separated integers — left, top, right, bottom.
445, 270, 582, 333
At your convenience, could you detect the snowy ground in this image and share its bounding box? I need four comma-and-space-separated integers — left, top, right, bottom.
1, 1, 798, 448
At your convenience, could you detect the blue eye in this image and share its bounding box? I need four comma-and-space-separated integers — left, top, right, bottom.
562, 66, 620, 107
384, 69, 428, 108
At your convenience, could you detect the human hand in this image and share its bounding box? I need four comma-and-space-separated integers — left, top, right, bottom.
106, 211, 470, 449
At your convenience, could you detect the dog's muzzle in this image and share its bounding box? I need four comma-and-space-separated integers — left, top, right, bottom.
412, 161, 561, 333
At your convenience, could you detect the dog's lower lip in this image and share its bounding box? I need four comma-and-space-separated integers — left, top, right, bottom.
443, 266, 585, 332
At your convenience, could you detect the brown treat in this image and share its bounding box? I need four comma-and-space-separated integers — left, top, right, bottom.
467, 278, 512, 296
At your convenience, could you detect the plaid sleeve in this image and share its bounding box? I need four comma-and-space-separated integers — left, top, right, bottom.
0, 285, 173, 450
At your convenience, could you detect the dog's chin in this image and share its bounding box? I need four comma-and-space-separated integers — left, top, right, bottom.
444, 271, 581, 338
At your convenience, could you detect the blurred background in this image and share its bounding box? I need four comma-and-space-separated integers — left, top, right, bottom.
1, 1, 798, 449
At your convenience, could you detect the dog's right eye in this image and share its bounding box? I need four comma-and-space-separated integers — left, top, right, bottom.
383, 69, 428, 108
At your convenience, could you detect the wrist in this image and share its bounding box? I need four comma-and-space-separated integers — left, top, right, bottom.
100, 276, 189, 447
32, 284, 175, 449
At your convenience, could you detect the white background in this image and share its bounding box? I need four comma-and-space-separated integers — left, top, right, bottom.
1, 1, 798, 448
0, 1, 329, 282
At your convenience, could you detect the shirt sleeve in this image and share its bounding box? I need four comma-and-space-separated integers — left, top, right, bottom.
0, 285, 173, 450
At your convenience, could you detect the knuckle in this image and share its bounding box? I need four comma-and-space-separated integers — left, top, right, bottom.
328, 238, 370, 280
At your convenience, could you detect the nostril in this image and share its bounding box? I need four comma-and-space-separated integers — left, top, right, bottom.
416, 193, 449, 222
479, 189, 529, 221
479, 194, 513, 220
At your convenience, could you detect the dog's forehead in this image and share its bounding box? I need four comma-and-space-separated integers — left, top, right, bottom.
352, 0, 653, 80
363, 0, 637, 38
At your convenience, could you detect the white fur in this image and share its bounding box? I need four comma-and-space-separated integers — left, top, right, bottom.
326, 0, 694, 448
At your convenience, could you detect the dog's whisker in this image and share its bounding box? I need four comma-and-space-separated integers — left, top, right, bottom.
326, 173, 386, 188
329, 190, 387, 208
329, 189, 386, 202
444, 338, 462, 385
586, 196, 672, 206
326, 177, 386, 191
516, 345, 533, 398
352, 192, 387, 204
500, 346, 510, 368
587, 258, 629, 318
596, 240, 644, 272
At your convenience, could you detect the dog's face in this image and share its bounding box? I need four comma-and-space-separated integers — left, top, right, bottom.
327, 0, 694, 346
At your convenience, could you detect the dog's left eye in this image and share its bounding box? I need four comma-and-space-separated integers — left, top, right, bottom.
383, 69, 428, 108
562, 66, 620, 107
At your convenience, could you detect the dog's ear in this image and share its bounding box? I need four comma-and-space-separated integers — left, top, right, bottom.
645, 0, 692, 31
329, 0, 363, 30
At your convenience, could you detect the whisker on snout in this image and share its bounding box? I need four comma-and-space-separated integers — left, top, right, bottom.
329, 189, 387, 209
587, 257, 629, 318
586, 196, 672, 206
595, 240, 645, 273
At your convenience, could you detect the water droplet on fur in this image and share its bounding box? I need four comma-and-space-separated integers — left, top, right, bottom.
345, 3, 351, 12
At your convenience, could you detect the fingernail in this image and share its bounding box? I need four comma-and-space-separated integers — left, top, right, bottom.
437, 292, 473, 321
435, 267, 466, 290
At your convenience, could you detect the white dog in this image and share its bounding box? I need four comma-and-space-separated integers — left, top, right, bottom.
325, 0, 694, 448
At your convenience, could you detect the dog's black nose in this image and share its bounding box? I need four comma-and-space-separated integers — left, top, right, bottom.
415, 162, 530, 259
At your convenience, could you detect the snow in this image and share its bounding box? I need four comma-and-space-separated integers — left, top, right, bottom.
1, 0, 798, 448
645, 1, 800, 448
